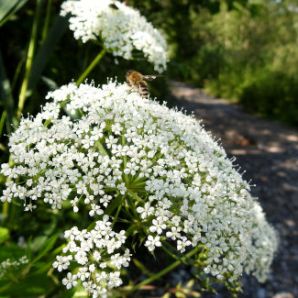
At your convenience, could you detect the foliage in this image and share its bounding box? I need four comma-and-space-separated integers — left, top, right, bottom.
240, 71, 298, 125
179, 0, 298, 125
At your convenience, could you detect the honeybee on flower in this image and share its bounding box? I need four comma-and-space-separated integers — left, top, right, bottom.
126, 70, 159, 98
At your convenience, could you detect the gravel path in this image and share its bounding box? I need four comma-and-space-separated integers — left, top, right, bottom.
170, 81, 298, 298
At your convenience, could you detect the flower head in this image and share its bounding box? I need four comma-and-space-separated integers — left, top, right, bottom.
1, 80, 277, 293
60, 0, 167, 72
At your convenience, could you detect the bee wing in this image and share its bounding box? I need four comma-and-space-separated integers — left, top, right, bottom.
143, 75, 159, 81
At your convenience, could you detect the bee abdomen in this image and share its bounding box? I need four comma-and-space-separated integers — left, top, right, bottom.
138, 81, 149, 98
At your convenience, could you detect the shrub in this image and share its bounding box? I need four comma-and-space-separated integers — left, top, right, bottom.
240, 71, 298, 125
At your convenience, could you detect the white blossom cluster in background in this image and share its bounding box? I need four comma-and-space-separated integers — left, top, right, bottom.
60, 0, 167, 72
0, 256, 29, 278
53, 216, 130, 297
0, 81, 278, 295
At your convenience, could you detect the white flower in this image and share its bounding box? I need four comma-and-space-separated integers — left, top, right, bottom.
60, 0, 167, 72
145, 235, 162, 252
62, 272, 78, 289
166, 226, 181, 240
89, 203, 104, 217
149, 218, 166, 235
1, 80, 277, 292
136, 202, 154, 219
53, 255, 72, 272
177, 237, 192, 253
24, 202, 36, 212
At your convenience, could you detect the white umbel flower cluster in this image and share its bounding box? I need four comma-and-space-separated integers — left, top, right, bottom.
60, 0, 167, 72
53, 216, 130, 297
1, 81, 277, 294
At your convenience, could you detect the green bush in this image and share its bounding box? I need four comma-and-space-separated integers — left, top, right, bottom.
240, 71, 298, 125
177, 0, 298, 126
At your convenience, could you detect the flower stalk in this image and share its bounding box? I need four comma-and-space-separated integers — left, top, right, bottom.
129, 245, 201, 293
17, 0, 42, 119
76, 48, 106, 85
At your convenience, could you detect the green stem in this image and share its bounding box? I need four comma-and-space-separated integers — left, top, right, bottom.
41, 0, 53, 42
127, 190, 143, 203
162, 241, 196, 264
112, 196, 123, 227
17, 0, 42, 119
12, 55, 25, 91
129, 245, 200, 293
76, 48, 106, 85
0, 111, 7, 137
2, 201, 9, 219
161, 243, 180, 261
0, 143, 6, 152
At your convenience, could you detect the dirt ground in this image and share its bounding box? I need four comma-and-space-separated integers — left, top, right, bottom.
170, 81, 298, 298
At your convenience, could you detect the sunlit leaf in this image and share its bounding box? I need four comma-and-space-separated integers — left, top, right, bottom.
0, 0, 28, 26
30, 234, 59, 264
0, 227, 9, 243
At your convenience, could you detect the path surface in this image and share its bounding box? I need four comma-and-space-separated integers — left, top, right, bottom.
170, 81, 298, 298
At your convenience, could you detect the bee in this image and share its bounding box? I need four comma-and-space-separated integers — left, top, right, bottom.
125, 70, 158, 98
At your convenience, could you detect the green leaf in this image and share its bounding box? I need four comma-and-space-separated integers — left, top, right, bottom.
0, 111, 7, 138
0, 49, 14, 132
41, 75, 58, 90
30, 234, 59, 264
105, 195, 122, 215
0, 227, 9, 243
0, 0, 28, 27
0, 243, 27, 262
94, 139, 109, 156
29, 236, 48, 253
28, 15, 68, 92
72, 285, 89, 298
0, 272, 54, 297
